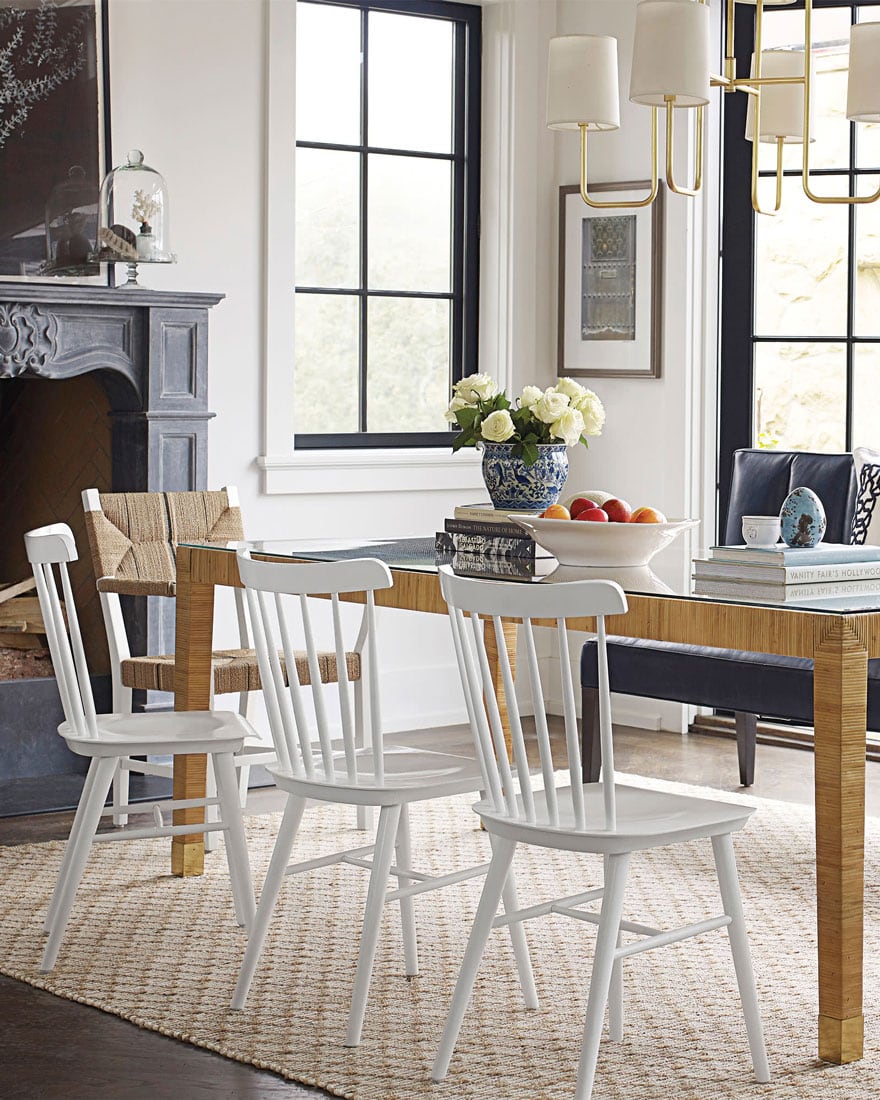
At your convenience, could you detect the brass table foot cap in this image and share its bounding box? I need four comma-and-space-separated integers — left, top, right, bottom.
171, 837, 206, 878
818, 1013, 864, 1064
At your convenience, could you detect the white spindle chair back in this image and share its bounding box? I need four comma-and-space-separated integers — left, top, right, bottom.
237, 551, 392, 785
25, 525, 99, 740
439, 565, 627, 832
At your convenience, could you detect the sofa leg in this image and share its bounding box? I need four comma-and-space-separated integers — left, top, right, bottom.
735, 711, 757, 787
581, 687, 602, 783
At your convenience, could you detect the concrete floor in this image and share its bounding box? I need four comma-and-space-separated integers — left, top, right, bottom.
1, 724, 877, 1099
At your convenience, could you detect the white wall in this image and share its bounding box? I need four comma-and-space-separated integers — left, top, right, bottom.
107, 0, 716, 735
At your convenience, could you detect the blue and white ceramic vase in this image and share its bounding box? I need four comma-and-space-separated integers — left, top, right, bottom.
780, 486, 826, 548
481, 442, 569, 512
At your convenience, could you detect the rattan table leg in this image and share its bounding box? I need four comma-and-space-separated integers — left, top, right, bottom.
172, 546, 216, 877
813, 616, 867, 1064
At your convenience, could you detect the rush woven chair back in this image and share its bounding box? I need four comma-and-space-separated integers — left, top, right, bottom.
24, 524, 255, 972
230, 550, 535, 1047
435, 565, 769, 1100
81, 486, 275, 831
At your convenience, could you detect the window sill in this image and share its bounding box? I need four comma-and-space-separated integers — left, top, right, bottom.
257, 447, 485, 495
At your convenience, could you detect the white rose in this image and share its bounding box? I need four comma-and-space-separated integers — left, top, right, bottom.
445, 395, 471, 422
453, 372, 498, 403
480, 408, 515, 442
519, 385, 543, 409
550, 406, 586, 448
555, 377, 587, 402
574, 389, 606, 436
533, 388, 570, 424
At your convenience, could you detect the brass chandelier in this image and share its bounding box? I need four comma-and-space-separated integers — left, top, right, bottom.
546, 0, 880, 214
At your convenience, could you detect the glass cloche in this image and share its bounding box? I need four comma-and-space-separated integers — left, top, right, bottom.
95, 149, 176, 287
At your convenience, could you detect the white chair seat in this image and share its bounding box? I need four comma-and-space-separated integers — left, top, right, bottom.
268, 745, 484, 805
61, 710, 251, 757
477, 783, 755, 855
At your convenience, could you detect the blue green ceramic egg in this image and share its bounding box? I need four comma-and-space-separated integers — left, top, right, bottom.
780, 486, 826, 548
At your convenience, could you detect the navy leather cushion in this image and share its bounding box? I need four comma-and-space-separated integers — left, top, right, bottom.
581, 637, 880, 729
723, 449, 856, 546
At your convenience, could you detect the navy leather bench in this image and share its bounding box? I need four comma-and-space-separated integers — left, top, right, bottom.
580, 448, 875, 786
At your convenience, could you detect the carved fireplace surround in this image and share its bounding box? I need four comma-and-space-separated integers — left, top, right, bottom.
0, 284, 223, 812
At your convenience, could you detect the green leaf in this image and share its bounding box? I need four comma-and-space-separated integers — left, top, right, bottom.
455, 407, 479, 428
521, 441, 539, 466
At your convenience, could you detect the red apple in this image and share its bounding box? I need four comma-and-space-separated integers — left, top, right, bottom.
631, 506, 667, 524
569, 496, 600, 519
603, 498, 633, 523
576, 507, 609, 522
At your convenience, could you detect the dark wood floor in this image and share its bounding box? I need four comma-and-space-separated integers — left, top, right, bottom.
2, 725, 878, 1098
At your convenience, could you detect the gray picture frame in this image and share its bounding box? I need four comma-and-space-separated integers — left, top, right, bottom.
557, 181, 663, 379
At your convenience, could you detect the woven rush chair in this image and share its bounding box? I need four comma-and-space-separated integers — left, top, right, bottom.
81, 487, 361, 832
24, 523, 255, 972
434, 566, 769, 1100
230, 550, 536, 1047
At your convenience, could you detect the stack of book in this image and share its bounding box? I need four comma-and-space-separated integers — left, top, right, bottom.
692, 541, 880, 601
435, 502, 549, 561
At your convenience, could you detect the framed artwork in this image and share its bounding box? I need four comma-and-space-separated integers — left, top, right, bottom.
557, 181, 663, 379
0, 0, 111, 284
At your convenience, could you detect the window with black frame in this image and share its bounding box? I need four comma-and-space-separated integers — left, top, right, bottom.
293, 0, 481, 450
719, 0, 880, 521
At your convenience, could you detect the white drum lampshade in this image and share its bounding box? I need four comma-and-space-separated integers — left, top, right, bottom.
746, 51, 814, 143
847, 22, 880, 124
630, 0, 711, 109
546, 35, 620, 132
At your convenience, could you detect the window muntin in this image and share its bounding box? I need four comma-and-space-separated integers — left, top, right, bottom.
293, 0, 480, 449
721, 1, 880, 470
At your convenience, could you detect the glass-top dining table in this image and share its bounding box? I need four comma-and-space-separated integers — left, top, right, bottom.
172, 535, 878, 1067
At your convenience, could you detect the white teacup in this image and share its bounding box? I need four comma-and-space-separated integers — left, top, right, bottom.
742, 515, 781, 547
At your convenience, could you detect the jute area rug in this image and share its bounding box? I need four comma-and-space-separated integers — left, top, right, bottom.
1, 779, 879, 1100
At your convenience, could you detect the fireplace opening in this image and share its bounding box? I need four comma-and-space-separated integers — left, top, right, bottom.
0, 372, 112, 683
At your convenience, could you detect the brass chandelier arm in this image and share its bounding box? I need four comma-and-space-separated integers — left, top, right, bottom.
665, 100, 704, 198
578, 115, 660, 209
798, 0, 880, 207
751, 136, 784, 217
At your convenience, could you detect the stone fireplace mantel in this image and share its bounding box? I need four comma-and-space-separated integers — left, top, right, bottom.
0, 286, 224, 491
0, 284, 224, 803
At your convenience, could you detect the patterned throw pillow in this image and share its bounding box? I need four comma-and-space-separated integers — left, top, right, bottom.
851, 446, 880, 545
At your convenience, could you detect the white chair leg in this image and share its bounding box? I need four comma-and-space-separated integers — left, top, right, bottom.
204, 755, 219, 853
112, 761, 130, 827
345, 803, 402, 1047
231, 796, 306, 1010
605, 855, 624, 1042
394, 804, 419, 977
498, 847, 538, 1010
432, 836, 518, 1082
237, 762, 251, 809
109, 682, 133, 826
41, 756, 117, 973
356, 806, 373, 831
574, 852, 631, 1100
212, 751, 256, 931
712, 833, 770, 1083
45, 758, 103, 933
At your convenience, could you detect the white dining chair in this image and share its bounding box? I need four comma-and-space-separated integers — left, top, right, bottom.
230, 550, 535, 1046
25, 523, 256, 973
434, 565, 770, 1100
